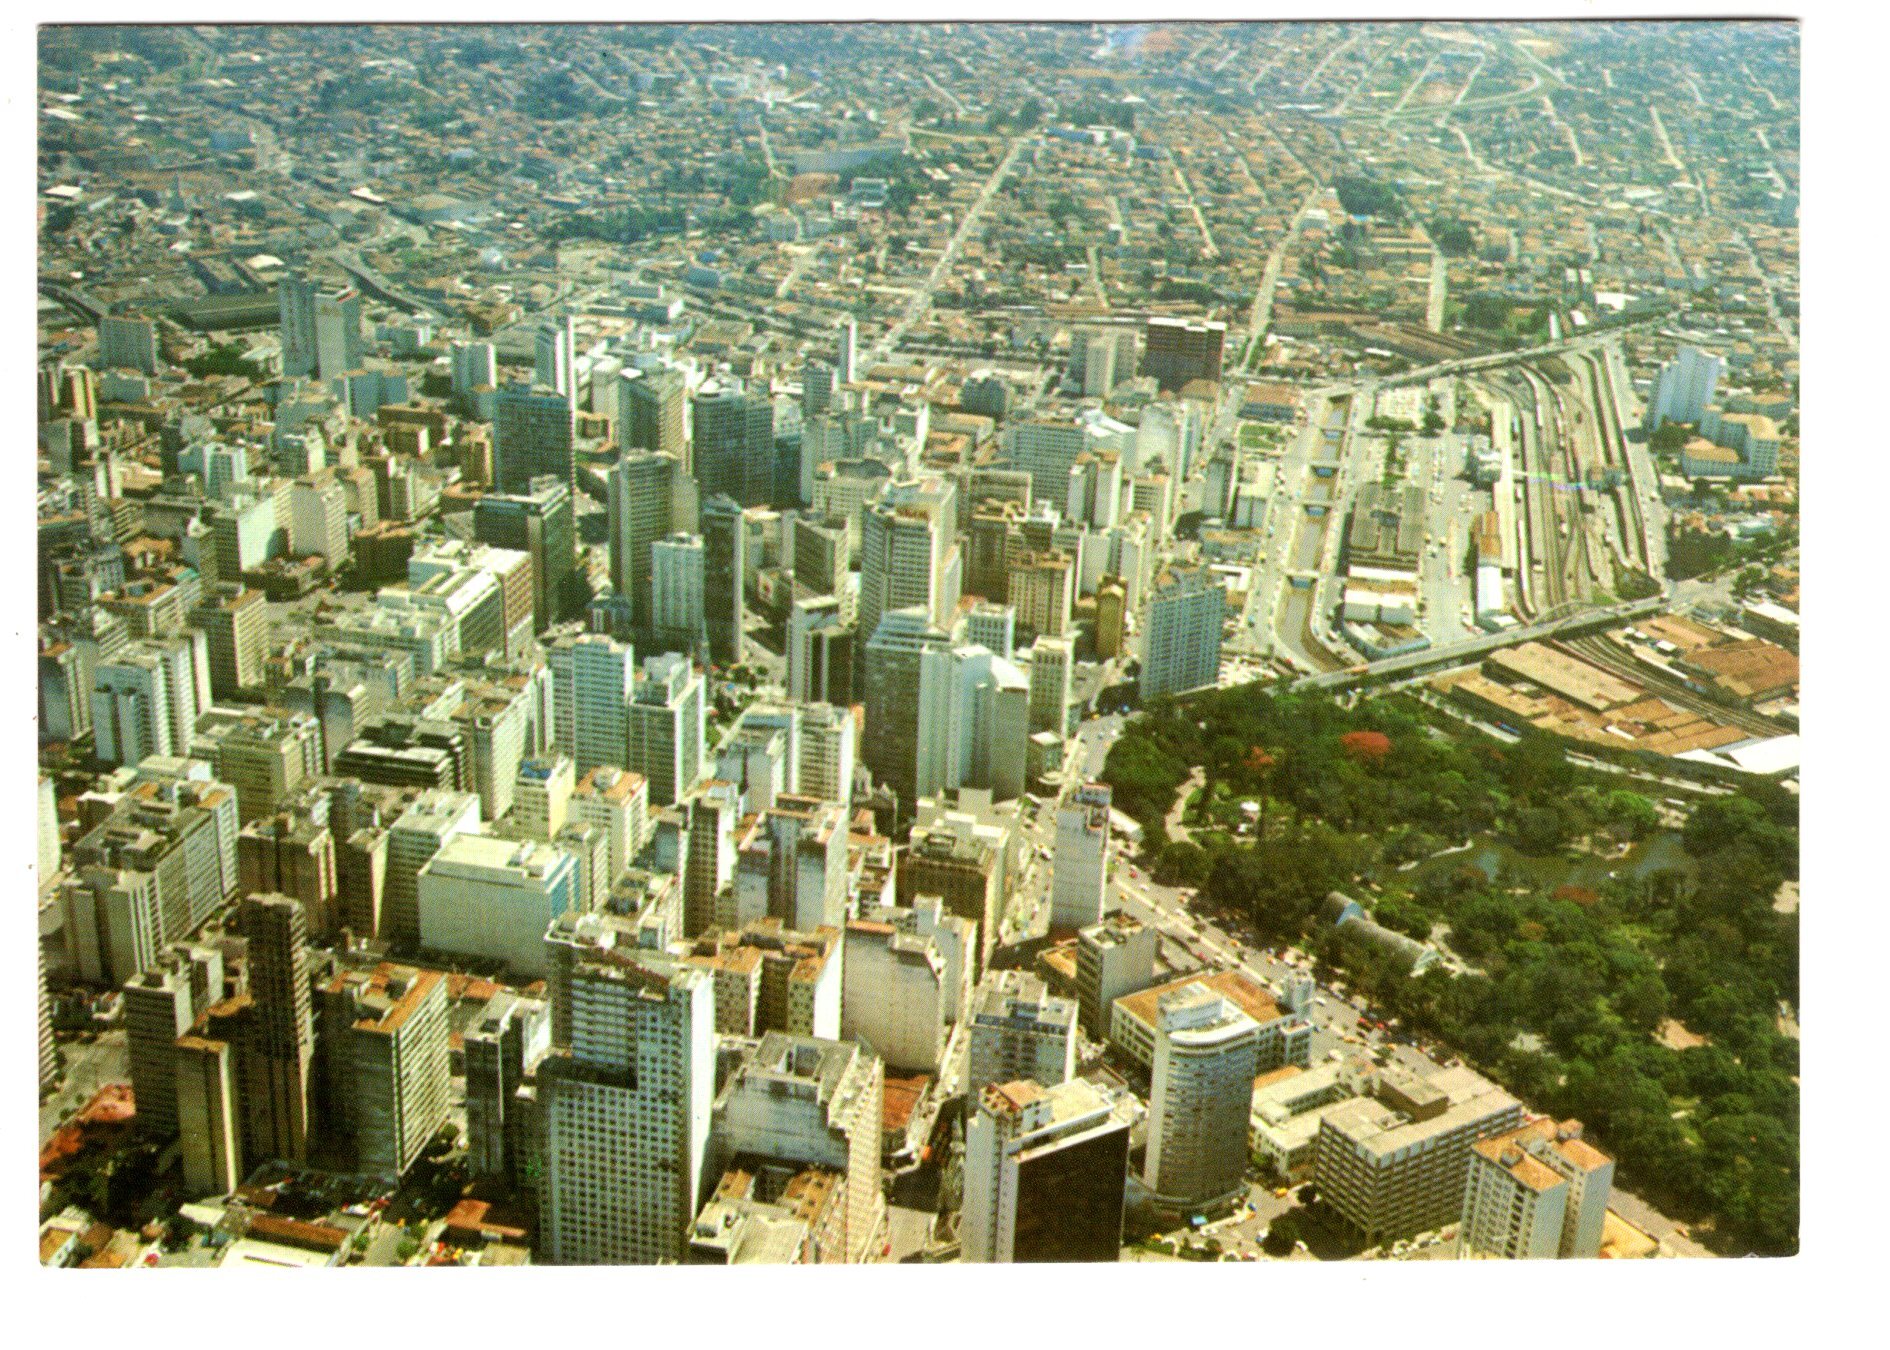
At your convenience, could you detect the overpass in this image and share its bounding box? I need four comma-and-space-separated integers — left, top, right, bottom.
39, 278, 108, 325
1371, 314, 1669, 390
1289, 595, 1665, 692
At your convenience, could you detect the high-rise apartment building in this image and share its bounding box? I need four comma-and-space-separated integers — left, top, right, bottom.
1074, 914, 1158, 1038
963, 1078, 1133, 1263
1143, 985, 1261, 1210
235, 893, 315, 1166
539, 912, 715, 1265
1645, 345, 1723, 432
317, 962, 451, 1175
1461, 1118, 1614, 1260
607, 449, 695, 631
650, 533, 707, 659
967, 971, 1078, 1093
99, 313, 159, 375
548, 632, 635, 776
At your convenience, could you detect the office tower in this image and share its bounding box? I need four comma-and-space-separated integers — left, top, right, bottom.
189, 585, 269, 700
278, 274, 319, 378
650, 533, 707, 659
1645, 345, 1723, 432
802, 358, 837, 419
963, 1078, 1132, 1263
1094, 577, 1128, 659
237, 812, 338, 938
1141, 316, 1225, 391
700, 496, 746, 667
236, 893, 315, 1165
787, 593, 853, 707
1109, 969, 1310, 1074
861, 607, 952, 814
857, 478, 959, 679
692, 380, 775, 506
1027, 635, 1073, 736
964, 602, 1016, 661
731, 796, 848, 933
835, 315, 858, 386
968, 971, 1078, 1093
418, 834, 581, 976
288, 474, 349, 569
608, 449, 695, 632
539, 913, 715, 1265
314, 286, 365, 379
535, 315, 576, 401
464, 990, 550, 1183
626, 653, 705, 807
1143, 985, 1262, 1210
795, 703, 856, 806
570, 765, 649, 888
790, 515, 851, 598
1005, 417, 1127, 505
124, 955, 201, 1139
1140, 566, 1226, 701
1074, 914, 1158, 1038
932, 642, 1031, 804
451, 340, 496, 398
382, 789, 482, 949
710, 1033, 884, 1262
548, 632, 635, 776
1461, 1119, 1615, 1260
617, 367, 688, 456
681, 778, 742, 938
494, 385, 578, 495
1051, 783, 1112, 932
1313, 1063, 1524, 1245
317, 962, 452, 1175
39, 774, 61, 887
99, 313, 158, 375
38, 950, 57, 1091
475, 476, 578, 630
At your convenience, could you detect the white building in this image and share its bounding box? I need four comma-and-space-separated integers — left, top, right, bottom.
650, 533, 706, 658
539, 916, 714, 1265
967, 970, 1078, 1093
842, 913, 952, 1074
1050, 783, 1112, 931
1645, 345, 1722, 431
288, 476, 349, 568
795, 703, 857, 807
1140, 567, 1226, 700
512, 756, 576, 838
382, 789, 483, 949
417, 834, 581, 977
570, 765, 650, 887
1143, 985, 1261, 1211
1460, 1118, 1614, 1260
548, 633, 635, 776
625, 652, 705, 807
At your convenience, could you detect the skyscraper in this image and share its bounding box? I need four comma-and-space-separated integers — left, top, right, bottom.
317, 962, 451, 1175
607, 449, 696, 633
235, 893, 315, 1165
535, 315, 576, 402
494, 384, 578, 496
616, 367, 688, 455
1143, 984, 1261, 1210
1141, 316, 1225, 391
692, 380, 775, 507
1645, 344, 1723, 432
1051, 783, 1112, 932
962, 1078, 1132, 1263
475, 476, 578, 630
857, 478, 960, 675
547, 632, 635, 776
539, 913, 715, 1265
1140, 566, 1226, 701
626, 652, 706, 807
98, 313, 158, 375
861, 607, 952, 814
314, 285, 365, 380
835, 314, 858, 386
650, 533, 707, 660
700, 495, 746, 667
